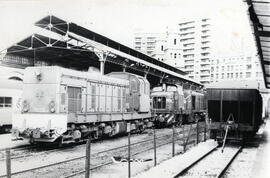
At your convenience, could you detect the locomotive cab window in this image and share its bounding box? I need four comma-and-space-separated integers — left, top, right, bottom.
0, 97, 12, 108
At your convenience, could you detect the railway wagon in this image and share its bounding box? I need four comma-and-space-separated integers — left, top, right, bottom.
207, 88, 262, 142
0, 79, 22, 133
12, 66, 152, 145
151, 84, 207, 127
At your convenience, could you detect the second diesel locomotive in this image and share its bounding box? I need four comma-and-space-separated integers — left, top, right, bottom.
12, 66, 153, 145
151, 84, 207, 127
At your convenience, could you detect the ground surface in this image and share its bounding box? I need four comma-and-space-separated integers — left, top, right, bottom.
0, 133, 29, 150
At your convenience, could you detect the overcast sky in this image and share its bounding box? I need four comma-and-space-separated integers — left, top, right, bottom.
0, 0, 256, 55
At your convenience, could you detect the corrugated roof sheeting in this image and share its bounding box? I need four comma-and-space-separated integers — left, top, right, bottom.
246, 0, 270, 88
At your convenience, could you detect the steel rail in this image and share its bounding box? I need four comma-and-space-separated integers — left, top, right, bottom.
0, 132, 176, 177
0, 128, 179, 162
215, 146, 242, 178
173, 145, 219, 178
65, 134, 188, 178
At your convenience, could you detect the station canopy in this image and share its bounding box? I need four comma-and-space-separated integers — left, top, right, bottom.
246, 0, 270, 89
3, 15, 203, 88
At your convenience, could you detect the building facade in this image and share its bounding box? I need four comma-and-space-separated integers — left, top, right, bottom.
210, 54, 264, 88
133, 30, 183, 70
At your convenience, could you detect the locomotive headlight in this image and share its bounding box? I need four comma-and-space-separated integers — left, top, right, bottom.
22, 100, 30, 113
49, 101, 56, 113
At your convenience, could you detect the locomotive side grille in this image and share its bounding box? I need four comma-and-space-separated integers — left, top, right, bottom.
153, 97, 166, 109
67, 86, 81, 112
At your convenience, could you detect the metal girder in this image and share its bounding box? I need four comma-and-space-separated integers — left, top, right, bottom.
33, 15, 203, 87
258, 30, 270, 37
264, 60, 270, 65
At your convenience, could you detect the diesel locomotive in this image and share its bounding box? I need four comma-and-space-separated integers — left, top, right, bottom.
151, 84, 207, 127
12, 66, 153, 145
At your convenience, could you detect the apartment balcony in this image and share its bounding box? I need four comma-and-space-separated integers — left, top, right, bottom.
200, 77, 211, 82
201, 43, 210, 47
183, 51, 195, 56
180, 25, 195, 31
183, 44, 195, 49
200, 60, 210, 65
201, 24, 210, 28
200, 72, 210, 77
184, 68, 194, 72
200, 65, 211, 70
201, 47, 210, 52
185, 61, 194, 65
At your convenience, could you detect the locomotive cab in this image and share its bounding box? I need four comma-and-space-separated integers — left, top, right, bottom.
151, 84, 184, 126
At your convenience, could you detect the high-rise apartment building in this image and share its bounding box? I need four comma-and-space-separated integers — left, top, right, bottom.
133, 33, 162, 57
179, 18, 212, 84
133, 18, 212, 84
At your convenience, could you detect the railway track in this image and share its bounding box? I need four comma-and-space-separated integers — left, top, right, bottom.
0, 127, 188, 178
174, 145, 242, 178
64, 132, 188, 178
0, 128, 181, 162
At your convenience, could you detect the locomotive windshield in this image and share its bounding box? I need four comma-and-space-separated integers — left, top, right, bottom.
152, 97, 166, 109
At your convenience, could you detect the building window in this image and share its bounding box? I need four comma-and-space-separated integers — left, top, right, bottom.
222, 73, 224, 79
246, 64, 252, 70
240, 72, 243, 78
236, 73, 238, 78
222, 66, 224, 71
174, 39, 177, 45
174, 53, 177, 59
246, 72, 251, 78
161, 45, 164, 51
227, 73, 229, 78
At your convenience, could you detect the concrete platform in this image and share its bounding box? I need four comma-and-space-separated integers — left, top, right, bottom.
134, 140, 218, 178
251, 119, 270, 178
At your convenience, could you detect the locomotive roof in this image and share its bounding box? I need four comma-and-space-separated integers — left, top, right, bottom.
25, 66, 129, 86
0, 78, 22, 90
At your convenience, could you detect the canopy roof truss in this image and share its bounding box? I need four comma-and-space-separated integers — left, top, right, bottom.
2, 15, 203, 88
246, 0, 270, 88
